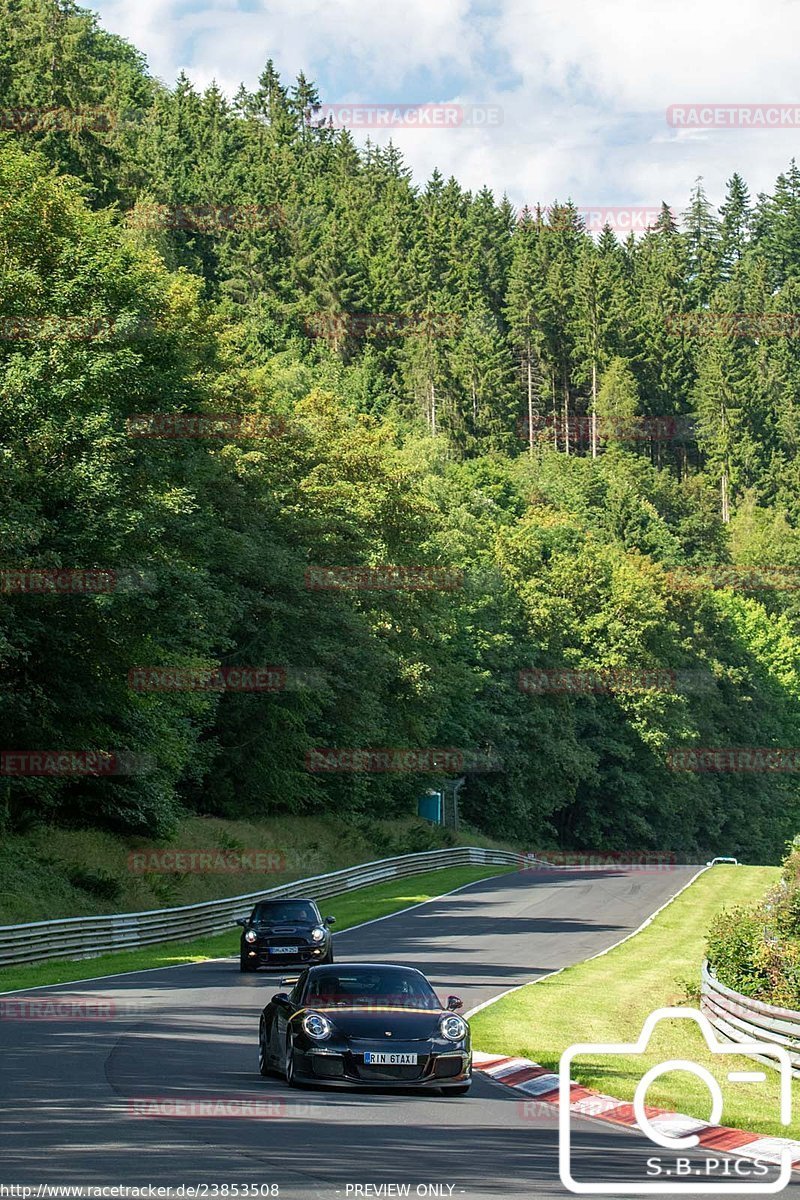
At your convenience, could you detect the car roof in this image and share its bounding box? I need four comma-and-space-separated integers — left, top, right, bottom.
253, 897, 319, 904
303, 962, 428, 975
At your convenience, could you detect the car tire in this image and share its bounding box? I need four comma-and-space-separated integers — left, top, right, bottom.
258, 1020, 270, 1077
285, 1035, 301, 1088
240, 954, 257, 972
440, 1084, 471, 1096
321, 946, 334, 964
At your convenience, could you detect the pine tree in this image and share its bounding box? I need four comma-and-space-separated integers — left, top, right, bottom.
596, 357, 641, 449
682, 177, 721, 305
719, 173, 753, 278
572, 233, 628, 457
505, 209, 547, 454
754, 160, 800, 286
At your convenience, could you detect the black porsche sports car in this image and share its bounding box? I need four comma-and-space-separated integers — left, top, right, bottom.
236, 898, 335, 971
257, 962, 472, 1094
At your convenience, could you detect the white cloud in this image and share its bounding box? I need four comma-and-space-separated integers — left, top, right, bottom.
92, 0, 800, 215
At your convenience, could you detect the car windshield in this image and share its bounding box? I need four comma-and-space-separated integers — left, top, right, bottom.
304, 968, 440, 1010
251, 901, 318, 923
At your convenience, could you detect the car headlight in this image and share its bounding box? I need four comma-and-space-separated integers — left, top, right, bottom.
310, 926, 325, 942
302, 1012, 332, 1040
440, 1015, 467, 1042
244, 929, 258, 944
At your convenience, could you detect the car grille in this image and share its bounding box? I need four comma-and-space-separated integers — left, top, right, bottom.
354, 1060, 427, 1082
257, 947, 318, 963
258, 936, 312, 947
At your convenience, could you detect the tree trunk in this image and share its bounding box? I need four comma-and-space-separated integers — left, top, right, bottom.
721, 468, 730, 523
527, 346, 534, 456
563, 365, 570, 455
591, 359, 597, 459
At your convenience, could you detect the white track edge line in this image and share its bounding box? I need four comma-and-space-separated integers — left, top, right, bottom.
465, 864, 710, 1018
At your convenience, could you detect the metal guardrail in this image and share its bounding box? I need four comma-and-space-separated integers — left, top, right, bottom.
702, 960, 800, 1077
0, 846, 535, 969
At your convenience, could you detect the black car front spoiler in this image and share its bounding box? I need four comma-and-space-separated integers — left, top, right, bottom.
289, 1047, 472, 1089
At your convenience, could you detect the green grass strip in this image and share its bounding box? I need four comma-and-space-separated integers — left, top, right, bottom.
470, 864, 800, 1139
0, 863, 511, 994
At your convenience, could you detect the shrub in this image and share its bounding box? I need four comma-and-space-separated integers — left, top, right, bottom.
706, 834, 800, 1007
66, 866, 122, 902
707, 906, 770, 997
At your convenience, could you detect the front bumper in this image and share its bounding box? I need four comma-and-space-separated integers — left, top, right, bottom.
292, 1043, 472, 1088
242, 943, 329, 968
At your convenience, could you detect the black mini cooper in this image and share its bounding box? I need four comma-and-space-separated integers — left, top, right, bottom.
257, 962, 472, 1094
236, 898, 335, 971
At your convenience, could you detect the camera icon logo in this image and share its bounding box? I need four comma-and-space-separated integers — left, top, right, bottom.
558, 1007, 793, 1194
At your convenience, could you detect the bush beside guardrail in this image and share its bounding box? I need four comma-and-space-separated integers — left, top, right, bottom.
702, 959, 800, 1078
705, 835, 800, 1009
0, 846, 536, 969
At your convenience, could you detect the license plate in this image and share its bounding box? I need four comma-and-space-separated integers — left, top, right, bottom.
270, 946, 299, 954
364, 1052, 417, 1065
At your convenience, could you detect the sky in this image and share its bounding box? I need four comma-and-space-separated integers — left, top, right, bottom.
91, 0, 800, 222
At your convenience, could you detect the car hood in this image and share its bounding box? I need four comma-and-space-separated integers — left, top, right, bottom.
304, 1007, 449, 1041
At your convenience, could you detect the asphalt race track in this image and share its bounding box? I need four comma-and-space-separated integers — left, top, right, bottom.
1, 866, 796, 1199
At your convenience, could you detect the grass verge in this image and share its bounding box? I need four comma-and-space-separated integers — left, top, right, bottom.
0, 862, 511, 994
0, 814, 518, 925
470, 865, 797, 1139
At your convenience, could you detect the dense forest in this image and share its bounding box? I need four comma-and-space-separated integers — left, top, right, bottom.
2, 0, 800, 860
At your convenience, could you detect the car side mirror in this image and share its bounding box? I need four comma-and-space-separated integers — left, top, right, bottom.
235, 918, 248, 928
326, 915, 336, 925
447, 995, 463, 1011
272, 992, 289, 1004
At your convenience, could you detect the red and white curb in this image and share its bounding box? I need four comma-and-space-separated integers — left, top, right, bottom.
474, 1051, 800, 1171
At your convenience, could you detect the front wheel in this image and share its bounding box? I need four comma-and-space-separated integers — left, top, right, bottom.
321, 945, 334, 964
285, 1035, 301, 1088
240, 955, 257, 972
258, 1020, 270, 1077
